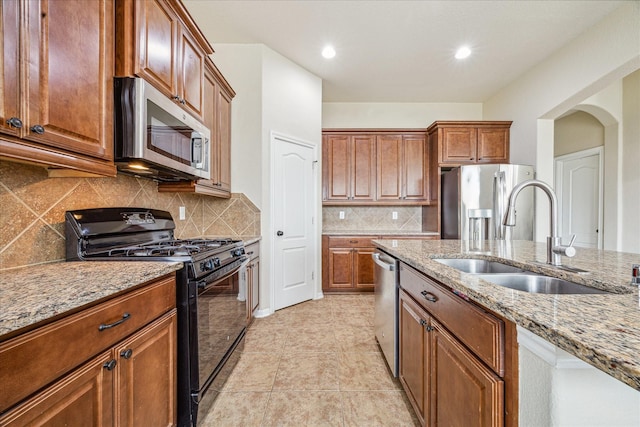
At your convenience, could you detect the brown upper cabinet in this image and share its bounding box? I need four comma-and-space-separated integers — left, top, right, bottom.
427, 121, 511, 166
0, 0, 116, 177
115, 0, 212, 121
323, 130, 430, 205
158, 58, 235, 197
323, 133, 377, 202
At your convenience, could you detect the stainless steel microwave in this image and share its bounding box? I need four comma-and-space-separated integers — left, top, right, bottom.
114, 77, 210, 181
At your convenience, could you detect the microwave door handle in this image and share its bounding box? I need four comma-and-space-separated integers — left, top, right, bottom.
191, 132, 203, 169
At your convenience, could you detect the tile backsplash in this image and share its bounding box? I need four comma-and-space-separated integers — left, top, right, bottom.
0, 161, 260, 270
323, 206, 422, 232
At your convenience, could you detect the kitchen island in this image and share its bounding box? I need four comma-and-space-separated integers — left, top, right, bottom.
373, 239, 640, 391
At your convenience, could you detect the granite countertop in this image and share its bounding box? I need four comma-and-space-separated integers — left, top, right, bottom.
0, 261, 183, 338
323, 230, 439, 236
373, 239, 640, 392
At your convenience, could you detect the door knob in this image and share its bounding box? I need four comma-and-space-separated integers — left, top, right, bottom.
277, 231, 284, 236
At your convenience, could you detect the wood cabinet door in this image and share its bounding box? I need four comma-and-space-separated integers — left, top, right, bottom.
115, 310, 177, 427
440, 127, 476, 163
0, 351, 114, 427
327, 248, 355, 289
324, 135, 351, 201
215, 87, 233, 192
351, 135, 376, 201
477, 127, 509, 163
430, 320, 504, 427
178, 26, 205, 119
135, 0, 178, 97
376, 134, 403, 200
428, 131, 439, 204
354, 247, 375, 290
0, 0, 21, 138
403, 135, 428, 200
398, 291, 428, 426
25, 0, 114, 160
251, 258, 260, 312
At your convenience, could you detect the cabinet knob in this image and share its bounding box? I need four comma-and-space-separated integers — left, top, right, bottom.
103, 359, 117, 371
6, 117, 23, 129
470, 157, 474, 161
419, 319, 427, 326
120, 348, 133, 359
30, 124, 45, 134
425, 325, 435, 332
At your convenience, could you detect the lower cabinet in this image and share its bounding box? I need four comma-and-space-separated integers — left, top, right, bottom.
0, 275, 177, 426
322, 235, 376, 292
398, 262, 507, 427
245, 241, 260, 321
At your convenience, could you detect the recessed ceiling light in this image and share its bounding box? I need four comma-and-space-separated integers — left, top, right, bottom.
455, 46, 471, 59
322, 45, 336, 59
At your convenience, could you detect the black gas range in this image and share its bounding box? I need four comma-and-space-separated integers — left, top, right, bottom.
65, 207, 249, 426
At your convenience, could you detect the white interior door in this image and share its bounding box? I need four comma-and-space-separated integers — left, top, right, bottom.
272, 133, 317, 310
555, 148, 603, 249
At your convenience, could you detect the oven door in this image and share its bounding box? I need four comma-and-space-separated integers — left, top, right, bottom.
189, 258, 248, 422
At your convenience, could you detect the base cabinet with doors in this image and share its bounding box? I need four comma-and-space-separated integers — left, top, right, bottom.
322, 234, 439, 293
398, 262, 516, 426
244, 240, 260, 322
0, 0, 116, 177
0, 274, 177, 426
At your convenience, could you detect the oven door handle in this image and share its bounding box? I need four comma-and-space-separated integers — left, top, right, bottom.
197, 256, 250, 290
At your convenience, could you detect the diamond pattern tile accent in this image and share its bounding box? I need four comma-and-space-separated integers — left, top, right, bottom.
0, 161, 260, 270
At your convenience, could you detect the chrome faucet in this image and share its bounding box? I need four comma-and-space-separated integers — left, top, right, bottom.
503, 179, 576, 266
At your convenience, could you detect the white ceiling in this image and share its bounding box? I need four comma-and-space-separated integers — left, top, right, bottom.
182, 0, 624, 103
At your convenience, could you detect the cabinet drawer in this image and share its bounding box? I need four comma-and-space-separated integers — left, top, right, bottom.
399, 263, 504, 375
0, 275, 176, 412
245, 241, 260, 260
327, 236, 376, 248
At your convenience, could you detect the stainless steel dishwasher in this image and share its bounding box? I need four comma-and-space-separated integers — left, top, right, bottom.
373, 250, 398, 377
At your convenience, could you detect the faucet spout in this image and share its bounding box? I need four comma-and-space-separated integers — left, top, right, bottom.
503, 179, 574, 266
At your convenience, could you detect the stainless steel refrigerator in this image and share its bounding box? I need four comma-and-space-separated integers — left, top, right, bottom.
441, 164, 535, 240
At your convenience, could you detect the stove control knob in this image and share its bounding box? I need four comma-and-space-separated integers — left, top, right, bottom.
231, 248, 245, 257
200, 259, 214, 271
213, 258, 221, 268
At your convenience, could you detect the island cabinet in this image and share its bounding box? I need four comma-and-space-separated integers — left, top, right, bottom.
322, 130, 431, 205
0, 0, 116, 177
159, 58, 235, 197
0, 274, 177, 426
115, 0, 212, 121
399, 262, 515, 427
427, 121, 511, 166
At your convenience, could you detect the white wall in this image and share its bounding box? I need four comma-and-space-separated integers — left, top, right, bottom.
554, 111, 604, 157
483, 2, 640, 251
621, 70, 640, 254
210, 44, 323, 314
322, 102, 482, 128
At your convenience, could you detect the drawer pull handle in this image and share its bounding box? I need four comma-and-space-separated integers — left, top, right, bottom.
120, 349, 133, 359
103, 359, 117, 371
421, 291, 438, 302
349, 240, 358, 243
98, 312, 131, 331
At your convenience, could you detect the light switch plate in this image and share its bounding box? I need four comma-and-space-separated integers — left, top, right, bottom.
339, 211, 345, 220
392, 211, 398, 220
179, 206, 186, 220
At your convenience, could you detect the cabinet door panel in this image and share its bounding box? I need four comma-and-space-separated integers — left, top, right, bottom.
430, 321, 504, 427
376, 135, 402, 200
403, 135, 428, 199
398, 291, 428, 425
179, 28, 205, 118
352, 135, 376, 200
216, 88, 232, 192
0, 0, 21, 138
354, 247, 375, 290
440, 128, 476, 163
477, 128, 509, 163
324, 135, 351, 200
327, 248, 354, 289
135, 0, 177, 95
25, 0, 113, 160
115, 310, 177, 427
0, 352, 114, 427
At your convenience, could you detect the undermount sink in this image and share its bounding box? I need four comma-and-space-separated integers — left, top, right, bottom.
433, 258, 526, 274
478, 274, 611, 295
433, 258, 612, 295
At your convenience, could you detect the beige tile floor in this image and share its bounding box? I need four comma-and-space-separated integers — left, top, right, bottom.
200, 294, 420, 427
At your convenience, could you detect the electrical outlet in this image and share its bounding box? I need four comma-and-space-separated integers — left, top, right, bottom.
339, 211, 345, 220
179, 206, 186, 220
392, 211, 398, 220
